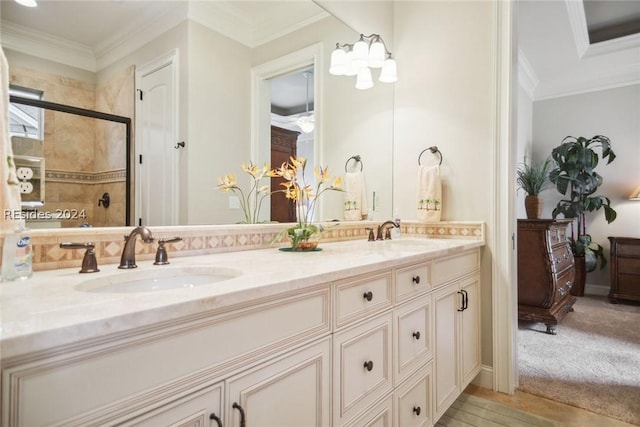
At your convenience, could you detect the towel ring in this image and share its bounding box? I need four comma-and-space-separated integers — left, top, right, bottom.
418, 146, 443, 166
345, 155, 363, 172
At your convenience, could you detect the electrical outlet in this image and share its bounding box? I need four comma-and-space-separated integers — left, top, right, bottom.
229, 196, 240, 209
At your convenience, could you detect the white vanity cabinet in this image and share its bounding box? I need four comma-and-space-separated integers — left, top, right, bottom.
432, 252, 481, 421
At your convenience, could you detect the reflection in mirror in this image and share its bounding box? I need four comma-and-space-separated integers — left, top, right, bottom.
9, 95, 131, 228
1, 0, 394, 228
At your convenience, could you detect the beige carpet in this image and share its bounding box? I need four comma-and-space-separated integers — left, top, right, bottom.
518, 295, 640, 425
436, 393, 563, 426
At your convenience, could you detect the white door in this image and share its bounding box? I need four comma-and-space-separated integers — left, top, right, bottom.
136, 53, 178, 226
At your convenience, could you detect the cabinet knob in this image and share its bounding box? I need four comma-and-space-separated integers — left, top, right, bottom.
363, 360, 374, 371
412, 275, 420, 284
413, 406, 422, 416
412, 331, 421, 340
363, 291, 373, 302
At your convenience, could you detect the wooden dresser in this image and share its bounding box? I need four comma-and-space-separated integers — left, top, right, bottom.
608, 237, 640, 304
517, 219, 576, 334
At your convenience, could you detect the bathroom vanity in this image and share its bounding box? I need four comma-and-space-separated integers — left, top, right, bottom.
0, 237, 482, 426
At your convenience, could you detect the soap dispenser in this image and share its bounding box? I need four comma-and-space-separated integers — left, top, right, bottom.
1, 220, 33, 281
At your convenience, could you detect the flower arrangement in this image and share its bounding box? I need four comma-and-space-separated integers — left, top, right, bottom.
271, 156, 342, 250
217, 162, 274, 224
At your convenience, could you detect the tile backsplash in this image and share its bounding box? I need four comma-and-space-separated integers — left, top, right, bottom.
0, 221, 485, 272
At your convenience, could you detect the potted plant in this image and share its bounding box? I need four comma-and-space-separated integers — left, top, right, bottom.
549, 135, 617, 295
516, 158, 552, 219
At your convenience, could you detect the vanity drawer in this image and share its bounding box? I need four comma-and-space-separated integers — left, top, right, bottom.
335, 271, 393, 329
394, 295, 433, 385
333, 312, 393, 426
395, 262, 431, 302
343, 395, 393, 427
2, 287, 331, 427
432, 250, 479, 287
394, 362, 432, 427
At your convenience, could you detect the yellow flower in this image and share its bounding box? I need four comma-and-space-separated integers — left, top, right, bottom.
217, 174, 238, 191
332, 176, 343, 189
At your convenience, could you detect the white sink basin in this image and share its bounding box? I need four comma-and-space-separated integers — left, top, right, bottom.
75, 266, 241, 293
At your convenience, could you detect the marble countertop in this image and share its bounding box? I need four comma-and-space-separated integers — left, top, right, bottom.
0, 237, 483, 359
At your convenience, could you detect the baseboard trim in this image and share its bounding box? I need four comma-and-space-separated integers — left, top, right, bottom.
471, 364, 494, 389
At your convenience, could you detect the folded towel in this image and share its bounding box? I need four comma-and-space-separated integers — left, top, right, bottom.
417, 165, 442, 222
0, 48, 22, 232
344, 171, 367, 221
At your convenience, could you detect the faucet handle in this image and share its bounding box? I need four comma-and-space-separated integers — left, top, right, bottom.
154, 237, 182, 265
365, 227, 375, 242
60, 242, 100, 273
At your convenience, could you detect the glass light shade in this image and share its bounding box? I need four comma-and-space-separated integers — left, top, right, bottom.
296, 114, 315, 133
329, 48, 347, 76
343, 51, 359, 76
630, 185, 640, 200
14, 0, 37, 6
368, 41, 386, 68
352, 39, 369, 69
379, 58, 398, 83
355, 67, 373, 90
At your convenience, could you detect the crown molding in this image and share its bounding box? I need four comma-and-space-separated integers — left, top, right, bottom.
565, 0, 590, 58
0, 20, 96, 72
517, 48, 538, 100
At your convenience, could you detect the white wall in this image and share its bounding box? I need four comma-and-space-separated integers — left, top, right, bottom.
392, 1, 497, 367
516, 84, 533, 219
532, 84, 640, 286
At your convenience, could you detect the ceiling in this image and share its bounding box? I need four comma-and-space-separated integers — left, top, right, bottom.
518, 0, 640, 100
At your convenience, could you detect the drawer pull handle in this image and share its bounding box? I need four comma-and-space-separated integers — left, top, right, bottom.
232, 402, 246, 427
363, 360, 374, 371
412, 331, 421, 340
412, 275, 420, 284
363, 291, 373, 302
413, 406, 422, 416
209, 412, 223, 427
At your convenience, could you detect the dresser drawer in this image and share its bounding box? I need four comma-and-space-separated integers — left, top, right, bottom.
617, 244, 640, 258
554, 267, 574, 301
550, 244, 573, 273
395, 262, 431, 302
546, 225, 568, 247
394, 295, 432, 385
618, 257, 640, 274
335, 272, 393, 329
333, 312, 393, 426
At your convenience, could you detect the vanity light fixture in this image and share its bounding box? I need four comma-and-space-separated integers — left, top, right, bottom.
330, 34, 397, 89
630, 185, 640, 200
14, 0, 37, 7
296, 71, 315, 133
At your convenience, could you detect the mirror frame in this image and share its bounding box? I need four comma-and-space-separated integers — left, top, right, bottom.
9, 95, 132, 226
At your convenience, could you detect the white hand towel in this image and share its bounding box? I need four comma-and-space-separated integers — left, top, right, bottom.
344, 171, 367, 221
417, 165, 442, 222
0, 48, 22, 232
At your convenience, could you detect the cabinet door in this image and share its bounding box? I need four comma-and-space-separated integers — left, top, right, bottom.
122, 382, 223, 427
433, 282, 460, 420
460, 275, 481, 388
226, 337, 330, 427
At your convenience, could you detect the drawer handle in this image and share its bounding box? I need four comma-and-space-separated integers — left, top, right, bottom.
363, 291, 373, 302
412, 331, 421, 340
412, 275, 420, 284
232, 402, 246, 427
209, 412, 223, 427
413, 406, 422, 416
363, 360, 374, 371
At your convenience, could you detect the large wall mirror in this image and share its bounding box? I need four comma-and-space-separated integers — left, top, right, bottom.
1, 0, 394, 229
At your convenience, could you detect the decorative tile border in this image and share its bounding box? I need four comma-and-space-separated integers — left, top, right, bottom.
46, 169, 126, 183
0, 221, 484, 272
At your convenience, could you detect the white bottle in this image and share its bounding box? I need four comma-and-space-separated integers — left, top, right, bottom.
1, 220, 33, 282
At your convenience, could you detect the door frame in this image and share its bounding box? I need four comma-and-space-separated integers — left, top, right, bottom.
134, 49, 180, 226
250, 43, 323, 221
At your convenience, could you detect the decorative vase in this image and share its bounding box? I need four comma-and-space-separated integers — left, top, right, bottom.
524, 195, 543, 219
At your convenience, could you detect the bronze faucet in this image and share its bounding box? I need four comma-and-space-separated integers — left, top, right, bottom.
119, 226, 154, 269
59, 242, 100, 273
376, 220, 400, 240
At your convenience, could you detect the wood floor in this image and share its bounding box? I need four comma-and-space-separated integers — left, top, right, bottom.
464, 385, 637, 427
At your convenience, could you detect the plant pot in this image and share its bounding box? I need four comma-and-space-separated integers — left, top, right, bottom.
571, 254, 586, 297
524, 195, 543, 219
